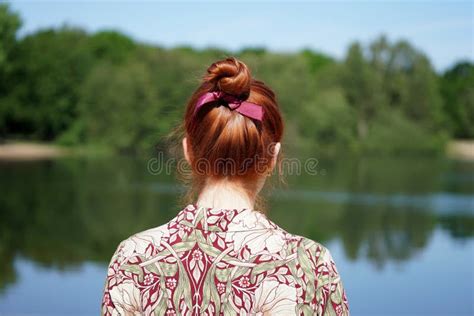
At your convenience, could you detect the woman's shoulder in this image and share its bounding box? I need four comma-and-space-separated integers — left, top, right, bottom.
102, 225, 172, 315
286, 234, 349, 313
278, 227, 342, 280
109, 223, 171, 264
295, 235, 341, 281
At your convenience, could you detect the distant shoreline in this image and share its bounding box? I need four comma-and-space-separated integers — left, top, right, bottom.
446, 140, 474, 161
0, 140, 473, 161
0, 142, 67, 160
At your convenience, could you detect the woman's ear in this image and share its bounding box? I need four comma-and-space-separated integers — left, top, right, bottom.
182, 137, 191, 164
270, 142, 281, 170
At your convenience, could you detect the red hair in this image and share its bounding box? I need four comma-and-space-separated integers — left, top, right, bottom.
181, 57, 284, 202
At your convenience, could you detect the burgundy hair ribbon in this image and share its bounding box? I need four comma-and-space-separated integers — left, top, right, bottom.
194, 91, 264, 121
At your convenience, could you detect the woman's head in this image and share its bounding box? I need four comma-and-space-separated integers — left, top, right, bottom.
181, 57, 284, 202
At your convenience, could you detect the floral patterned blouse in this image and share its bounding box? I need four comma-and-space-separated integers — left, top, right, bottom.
102, 204, 349, 315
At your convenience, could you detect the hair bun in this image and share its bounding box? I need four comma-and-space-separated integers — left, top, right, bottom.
205, 57, 251, 98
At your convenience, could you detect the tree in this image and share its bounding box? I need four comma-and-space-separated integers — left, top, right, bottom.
3, 27, 94, 139
0, 3, 20, 78
383, 40, 442, 125
300, 48, 334, 74
0, 3, 21, 138
441, 61, 474, 138
341, 36, 446, 153
89, 30, 135, 64
342, 42, 386, 140
79, 58, 160, 153
78, 47, 198, 153
1, 27, 137, 141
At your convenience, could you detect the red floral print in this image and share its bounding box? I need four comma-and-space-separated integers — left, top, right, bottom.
102, 204, 349, 315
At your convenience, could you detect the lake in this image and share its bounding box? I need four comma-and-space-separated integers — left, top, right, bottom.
0, 155, 473, 315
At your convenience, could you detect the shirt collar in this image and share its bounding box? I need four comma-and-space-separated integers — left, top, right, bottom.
172, 204, 276, 233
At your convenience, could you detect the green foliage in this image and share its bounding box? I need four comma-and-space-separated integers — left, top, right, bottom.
338, 36, 449, 155
0, 3, 21, 135
361, 109, 448, 155
0, 6, 467, 154
342, 42, 385, 140
441, 61, 474, 138
341, 36, 444, 146
79, 53, 171, 153
238, 46, 267, 56
0, 3, 20, 75
299, 86, 356, 153
1, 27, 94, 139
300, 48, 335, 74
89, 30, 136, 63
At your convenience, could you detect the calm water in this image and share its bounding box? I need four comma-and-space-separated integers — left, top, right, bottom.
0, 156, 473, 315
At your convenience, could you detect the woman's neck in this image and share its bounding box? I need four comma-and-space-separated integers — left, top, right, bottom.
196, 179, 257, 210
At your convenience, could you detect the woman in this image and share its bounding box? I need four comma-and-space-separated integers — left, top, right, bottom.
102, 57, 349, 315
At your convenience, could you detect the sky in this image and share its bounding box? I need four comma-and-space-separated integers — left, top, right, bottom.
9, 1, 474, 72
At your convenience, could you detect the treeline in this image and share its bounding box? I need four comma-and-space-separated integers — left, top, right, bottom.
0, 4, 472, 155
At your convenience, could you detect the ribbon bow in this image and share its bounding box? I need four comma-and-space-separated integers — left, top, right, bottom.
194, 91, 264, 121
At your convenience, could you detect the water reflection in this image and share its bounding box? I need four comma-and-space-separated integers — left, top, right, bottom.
0, 156, 473, 310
